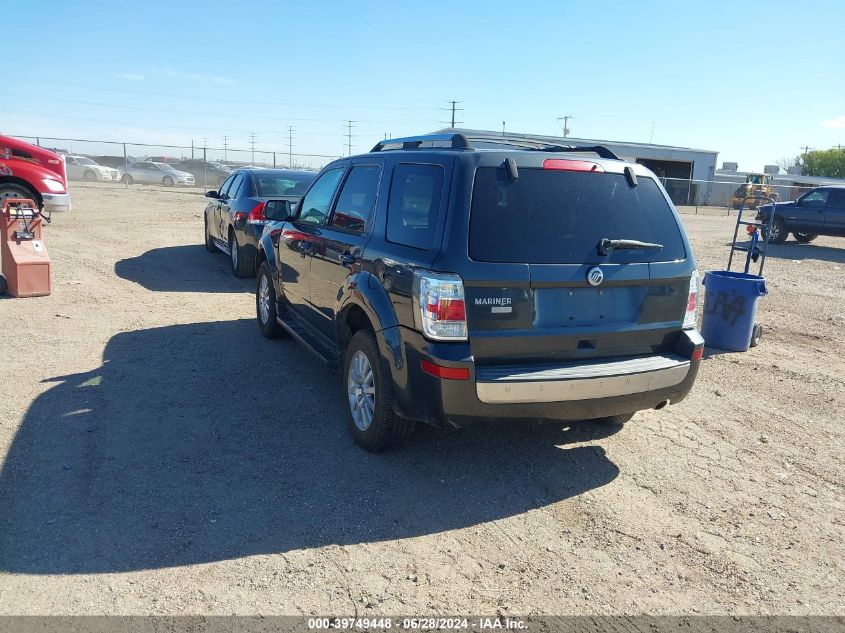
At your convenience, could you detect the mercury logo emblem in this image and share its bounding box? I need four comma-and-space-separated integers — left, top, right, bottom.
586, 266, 604, 287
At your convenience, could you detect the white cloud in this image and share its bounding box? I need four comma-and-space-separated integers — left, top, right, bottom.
115, 73, 145, 81
162, 67, 235, 86
822, 116, 845, 129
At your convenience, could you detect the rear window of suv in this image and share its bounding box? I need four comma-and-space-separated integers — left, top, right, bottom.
469, 167, 687, 264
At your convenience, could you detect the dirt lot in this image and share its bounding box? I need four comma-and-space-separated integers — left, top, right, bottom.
0, 183, 842, 616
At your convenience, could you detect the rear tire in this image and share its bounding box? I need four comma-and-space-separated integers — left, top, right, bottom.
592, 412, 635, 426
162, 176, 174, 187
793, 232, 817, 243
256, 262, 286, 339
343, 330, 414, 452
83, 170, 97, 182
0, 274, 7, 295
229, 230, 253, 277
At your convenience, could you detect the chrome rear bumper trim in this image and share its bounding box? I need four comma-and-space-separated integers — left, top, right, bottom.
476, 355, 691, 404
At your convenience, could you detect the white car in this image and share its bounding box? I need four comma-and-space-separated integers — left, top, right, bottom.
122, 161, 196, 186
64, 155, 121, 182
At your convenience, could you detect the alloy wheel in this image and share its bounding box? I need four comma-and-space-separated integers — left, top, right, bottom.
347, 350, 376, 431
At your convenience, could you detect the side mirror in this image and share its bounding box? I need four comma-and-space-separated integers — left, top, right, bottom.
264, 199, 292, 221
205, 190, 219, 199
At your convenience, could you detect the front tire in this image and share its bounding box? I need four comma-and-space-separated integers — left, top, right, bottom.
343, 330, 414, 452
122, 174, 134, 185
794, 232, 817, 243
162, 176, 174, 187
0, 182, 41, 208
766, 217, 787, 244
256, 262, 286, 339
204, 214, 217, 253
83, 170, 97, 182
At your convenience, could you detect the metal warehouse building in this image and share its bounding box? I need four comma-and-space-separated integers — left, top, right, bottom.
436, 128, 719, 206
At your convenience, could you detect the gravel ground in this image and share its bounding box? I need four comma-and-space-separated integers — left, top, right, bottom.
0, 183, 842, 615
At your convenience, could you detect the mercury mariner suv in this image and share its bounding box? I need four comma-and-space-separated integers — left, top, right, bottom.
254, 133, 703, 451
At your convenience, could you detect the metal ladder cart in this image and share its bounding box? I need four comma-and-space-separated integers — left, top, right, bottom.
727, 193, 777, 277
704, 193, 777, 348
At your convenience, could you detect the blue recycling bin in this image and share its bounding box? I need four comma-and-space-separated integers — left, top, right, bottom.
701, 271, 767, 352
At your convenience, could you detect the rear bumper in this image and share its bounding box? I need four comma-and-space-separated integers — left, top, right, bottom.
41, 192, 71, 212
475, 354, 691, 404
382, 327, 703, 427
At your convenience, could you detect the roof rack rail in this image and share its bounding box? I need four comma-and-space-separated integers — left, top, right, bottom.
463, 135, 622, 160
371, 133, 472, 152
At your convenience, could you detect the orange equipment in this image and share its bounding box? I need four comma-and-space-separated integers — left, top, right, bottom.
0, 198, 52, 297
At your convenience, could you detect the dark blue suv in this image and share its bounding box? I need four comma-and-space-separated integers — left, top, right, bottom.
255, 134, 703, 451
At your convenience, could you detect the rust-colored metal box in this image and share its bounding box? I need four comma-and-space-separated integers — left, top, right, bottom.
1, 199, 51, 298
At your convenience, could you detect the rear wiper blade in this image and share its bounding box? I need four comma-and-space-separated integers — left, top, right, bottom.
597, 238, 663, 256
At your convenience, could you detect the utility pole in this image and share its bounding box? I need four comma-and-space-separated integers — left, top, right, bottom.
502, 121, 506, 136
440, 100, 463, 128
344, 120, 355, 157
287, 126, 294, 168
557, 115, 574, 138
222, 136, 228, 163
801, 145, 812, 155
249, 132, 256, 165
649, 122, 655, 144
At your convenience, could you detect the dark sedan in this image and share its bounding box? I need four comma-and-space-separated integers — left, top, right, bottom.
174, 160, 231, 189
203, 168, 317, 276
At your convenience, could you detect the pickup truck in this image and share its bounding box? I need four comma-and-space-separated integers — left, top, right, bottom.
757, 185, 845, 244
0, 135, 70, 212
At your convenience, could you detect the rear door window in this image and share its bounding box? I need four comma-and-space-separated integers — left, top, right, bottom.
829, 189, 845, 207
386, 164, 444, 250
469, 167, 687, 264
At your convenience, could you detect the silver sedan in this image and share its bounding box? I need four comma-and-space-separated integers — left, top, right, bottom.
122, 161, 195, 186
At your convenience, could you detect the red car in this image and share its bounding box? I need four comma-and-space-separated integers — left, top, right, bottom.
0, 135, 70, 212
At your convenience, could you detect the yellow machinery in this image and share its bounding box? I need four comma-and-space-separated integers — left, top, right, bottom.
731, 174, 780, 209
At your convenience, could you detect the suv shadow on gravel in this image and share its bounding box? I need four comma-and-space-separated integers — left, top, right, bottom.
115, 245, 254, 293
0, 319, 620, 574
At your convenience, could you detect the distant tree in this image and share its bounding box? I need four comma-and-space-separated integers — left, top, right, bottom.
776, 156, 800, 173
798, 148, 845, 178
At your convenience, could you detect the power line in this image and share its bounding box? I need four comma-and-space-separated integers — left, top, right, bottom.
557, 114, 574, 138
0, 74, 442, 112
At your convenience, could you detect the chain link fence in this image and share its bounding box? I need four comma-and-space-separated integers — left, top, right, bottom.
11, 134, 838, 208
11, 135, 341, 189
660, 177, 822, 213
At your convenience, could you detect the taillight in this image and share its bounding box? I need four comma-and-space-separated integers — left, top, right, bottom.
543, 159, 604, 173
683, 270, 698, 329
247, 202, 266, 223
413, 270, 467, 341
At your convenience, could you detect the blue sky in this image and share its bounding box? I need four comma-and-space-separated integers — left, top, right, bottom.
3, 0, 844, 170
